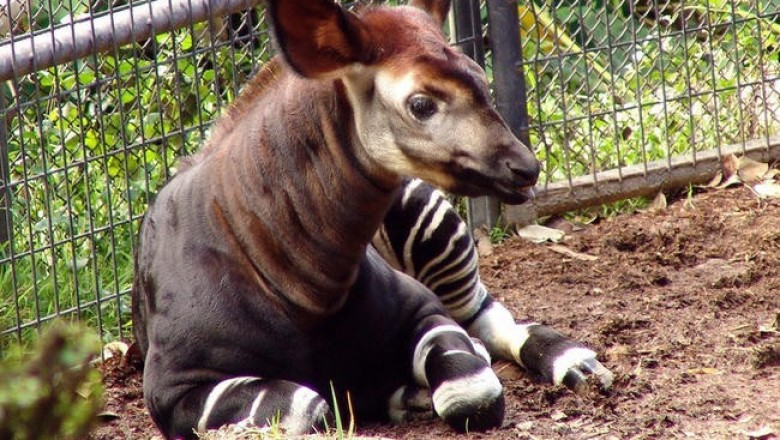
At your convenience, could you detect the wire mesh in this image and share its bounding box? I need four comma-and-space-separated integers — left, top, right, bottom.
1, 0, 779, 349
516, 0, 780, 190
1, 0, 270, 348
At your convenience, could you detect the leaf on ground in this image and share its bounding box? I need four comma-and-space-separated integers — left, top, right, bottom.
102, 341, 129, 360
717, 172, 744, 189
542, 215, 584, 234
722, 154, 740, 180
493, 360, 525, 380
686, 367, 722, 375
640, 191, 667, 213
546, 244, 598, 261
550, 410, 568, 421
705, 171, 723, 188
473, 227, 493, 256
517, 224, 565, 243
740, 425, 776, 439
97, 411, 121, 422
753, 181, 780, 199
737, 156, 770, 182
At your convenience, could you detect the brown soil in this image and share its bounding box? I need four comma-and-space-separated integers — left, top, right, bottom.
90, 185, 780, 440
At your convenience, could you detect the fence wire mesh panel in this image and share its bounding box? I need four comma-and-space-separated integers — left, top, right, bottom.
1, 0, 779, 348
509, 0, 780, 219
0, 0, 489, 348
0, 0, 270, 347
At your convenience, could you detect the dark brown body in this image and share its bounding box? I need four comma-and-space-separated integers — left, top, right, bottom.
132, 1, 611, 438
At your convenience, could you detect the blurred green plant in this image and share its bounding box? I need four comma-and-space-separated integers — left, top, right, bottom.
0, 321, 103, 440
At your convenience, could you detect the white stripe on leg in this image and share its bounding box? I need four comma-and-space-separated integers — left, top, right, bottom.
197, 376, 260, 432
412, 324, 469, 387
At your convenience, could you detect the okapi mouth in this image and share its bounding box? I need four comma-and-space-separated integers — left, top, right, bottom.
443, 157, 539, 205
445, 171, 537, 204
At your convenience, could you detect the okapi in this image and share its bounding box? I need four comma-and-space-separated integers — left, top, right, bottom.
132, 0, 614, 438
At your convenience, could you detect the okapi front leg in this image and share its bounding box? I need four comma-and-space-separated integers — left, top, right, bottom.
467, 299, 613, 394
375, 179, 613, 394
411, 317, 504, 431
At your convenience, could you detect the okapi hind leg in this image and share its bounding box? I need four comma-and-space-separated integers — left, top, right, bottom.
153, 377, 331, 440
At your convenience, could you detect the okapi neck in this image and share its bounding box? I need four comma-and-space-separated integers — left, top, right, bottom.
208, 71, 401, 319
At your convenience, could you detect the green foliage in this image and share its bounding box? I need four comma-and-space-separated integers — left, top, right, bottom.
521, 0, 780, 185
0, 321, 103, 440
1, 0, 779, 348
1, 9, 271, 345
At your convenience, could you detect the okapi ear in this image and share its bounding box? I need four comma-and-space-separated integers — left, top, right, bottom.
264, 0, 371, 78
408, 0, 451, 27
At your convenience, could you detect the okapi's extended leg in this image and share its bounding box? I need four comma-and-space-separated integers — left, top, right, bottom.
144, 374, 331, 439
466, 299, 613, 393
373, 179, 613, 393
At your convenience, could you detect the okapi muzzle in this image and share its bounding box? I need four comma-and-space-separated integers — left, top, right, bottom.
132, 1, 610, 439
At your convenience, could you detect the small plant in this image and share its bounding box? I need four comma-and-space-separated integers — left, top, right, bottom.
0, 321, 103, 440
327, 382, 355, 440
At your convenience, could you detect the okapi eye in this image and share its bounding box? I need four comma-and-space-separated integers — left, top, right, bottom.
407, 95, 438, 121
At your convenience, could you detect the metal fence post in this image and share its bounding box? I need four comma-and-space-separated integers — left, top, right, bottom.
483, 0, 535, 227
0, 85, 9, 245
450, 0, 501, 231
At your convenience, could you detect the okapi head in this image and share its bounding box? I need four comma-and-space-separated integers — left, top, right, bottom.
265, 0, 540, 204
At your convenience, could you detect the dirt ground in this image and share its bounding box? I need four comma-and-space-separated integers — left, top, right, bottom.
90, 184, 779, 440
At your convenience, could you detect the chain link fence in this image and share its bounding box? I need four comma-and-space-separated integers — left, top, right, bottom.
508, 0, 780, 222
1, 0, 779, 348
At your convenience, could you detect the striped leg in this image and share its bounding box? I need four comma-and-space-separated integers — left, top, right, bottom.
374, 179, 613, 393
466, 299, 613, 393
150, 377, 331, 439
409, 317, 504, 432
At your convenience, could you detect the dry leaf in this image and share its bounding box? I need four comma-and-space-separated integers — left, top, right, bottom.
550, 410, 568, 421
717, 173, 743, 189
547, 244, 598, 261
493, 360, 525, 380
641, 191, 667, 213
473, 227, 493, 256
721, 154, 739, 179
753, 181, 780, 199
738, 156, 770, 182
517, 224, 565, 243
740, 425, 776, 439
705, 171, 723, 188
765, 168, 780, 179
687, 367, 721, 375
543, 215, 583, 234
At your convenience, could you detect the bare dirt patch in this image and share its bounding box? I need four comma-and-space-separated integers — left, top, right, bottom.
90, 186, 779, 439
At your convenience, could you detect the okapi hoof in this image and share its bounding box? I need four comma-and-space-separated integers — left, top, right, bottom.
557, 350, 614, 396
429, 352, 505, 432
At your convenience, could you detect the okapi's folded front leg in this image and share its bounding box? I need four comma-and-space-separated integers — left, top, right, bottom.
409, 316, 504, 432
466, 299, 613, 394
374, 179, 613, 394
